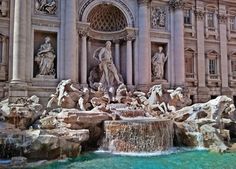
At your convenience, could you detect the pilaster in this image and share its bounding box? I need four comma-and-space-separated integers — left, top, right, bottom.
137, 0, 151, 85
169, 0, 185, 86
218, 5, 228, 88
64, 0, 78, 82
195, 2, 206, 87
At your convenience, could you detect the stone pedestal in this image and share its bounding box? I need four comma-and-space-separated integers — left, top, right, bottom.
8, 84, 28, 103
221, 87, 232, 98
197, 87, 210, 103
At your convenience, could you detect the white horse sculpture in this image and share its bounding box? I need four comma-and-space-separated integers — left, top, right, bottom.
134, 85, 167, 113
175, 95, 235, 121
166, 87, 184, 112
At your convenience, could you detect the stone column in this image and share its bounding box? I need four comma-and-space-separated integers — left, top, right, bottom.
169, 0, 185, 86
126, 37, 133, 85
1, 37, 6, 64
64, 0, 77, 81
114, 40, 120, 72
219, 11, 228, 88
137, 0, 151, 85
11, 0, 27, 83
78, 23, 89, 85
195, 7, 206, 87
80, 32, 88, 85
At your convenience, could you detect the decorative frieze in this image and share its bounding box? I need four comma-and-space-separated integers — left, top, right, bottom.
169, 0, 185, 10
35, 0, 57, 15
151, 6, 168, 29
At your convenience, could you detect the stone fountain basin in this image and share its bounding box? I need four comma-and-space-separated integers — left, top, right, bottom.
101, 119, 174, 153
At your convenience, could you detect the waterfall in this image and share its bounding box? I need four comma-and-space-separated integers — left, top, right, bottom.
186, 132, 204, 149
100, 119, 174, 153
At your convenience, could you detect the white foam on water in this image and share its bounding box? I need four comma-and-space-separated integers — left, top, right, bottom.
95, 147, 208, 157
0, 160, 11, 164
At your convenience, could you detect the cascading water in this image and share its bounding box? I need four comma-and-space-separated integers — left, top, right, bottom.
100, 119, 174, 152
186, 132, 204, 149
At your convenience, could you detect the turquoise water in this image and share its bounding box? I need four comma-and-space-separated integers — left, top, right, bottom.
31, 150, 236, 169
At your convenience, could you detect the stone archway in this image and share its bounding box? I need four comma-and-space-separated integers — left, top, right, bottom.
78, 1, 136, 86
79, 0, 134, 27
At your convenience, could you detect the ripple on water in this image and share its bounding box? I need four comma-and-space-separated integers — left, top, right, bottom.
28, 149, 236, 169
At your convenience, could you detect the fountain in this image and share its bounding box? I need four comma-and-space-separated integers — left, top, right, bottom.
101, 119, 173, 152
0, 41, 236, 169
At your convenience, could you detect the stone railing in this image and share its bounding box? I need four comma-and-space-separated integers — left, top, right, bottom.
0, 0, 8, 17
206, 74, 221, 87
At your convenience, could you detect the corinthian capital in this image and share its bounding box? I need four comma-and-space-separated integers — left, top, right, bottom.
218, 14, 228, 24
78, 22, 90, 37
195, 9, 205, 21
169, 0, 185, 9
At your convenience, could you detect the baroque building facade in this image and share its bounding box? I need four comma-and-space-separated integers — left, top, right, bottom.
1, 0, 236, 104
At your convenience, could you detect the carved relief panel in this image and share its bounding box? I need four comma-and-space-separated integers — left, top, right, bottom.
34, 0, 57, 15
151, 6, 168, 30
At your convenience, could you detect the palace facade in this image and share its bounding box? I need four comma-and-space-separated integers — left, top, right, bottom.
1, 0, 236, 104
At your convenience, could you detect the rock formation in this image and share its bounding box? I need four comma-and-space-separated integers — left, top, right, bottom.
0, 78, 236, 167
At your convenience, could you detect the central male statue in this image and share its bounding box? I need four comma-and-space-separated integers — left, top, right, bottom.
92, 41, 122, 88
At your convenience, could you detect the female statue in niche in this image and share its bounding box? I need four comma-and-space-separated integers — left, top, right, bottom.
151, 46, 168, 80
35, 36, 56, 78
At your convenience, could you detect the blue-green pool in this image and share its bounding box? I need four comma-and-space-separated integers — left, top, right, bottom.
30, 149, 236, 169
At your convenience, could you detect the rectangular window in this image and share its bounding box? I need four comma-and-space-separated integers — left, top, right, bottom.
231, 60, 236, 75
209, 59, 217, 74
207, 12, 214, 28
185, 56, 194, 74
184, 9, 191, 25
230, 16, 236, 31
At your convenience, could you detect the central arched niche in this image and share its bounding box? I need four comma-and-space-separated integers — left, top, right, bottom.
87, 4, 128, 32
85, 4, 129, 84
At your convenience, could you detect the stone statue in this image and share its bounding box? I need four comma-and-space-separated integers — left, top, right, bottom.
47, 79, 82, 108
35, 37, 56, 78
35, 0, 57, 15
151, 46, 168, 80
90, 41, 122, 89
